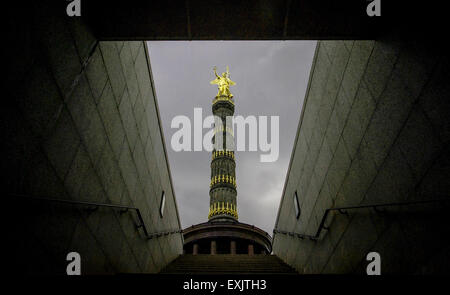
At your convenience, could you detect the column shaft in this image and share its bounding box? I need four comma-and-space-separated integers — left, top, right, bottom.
211, 240, 217, 255
248, 244, 254, 255
193, 243, 199, 255
230, 241, 236, 254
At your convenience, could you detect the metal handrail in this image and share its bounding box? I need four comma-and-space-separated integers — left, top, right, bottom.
13, 194, 182, 240
273, 198, 450, 241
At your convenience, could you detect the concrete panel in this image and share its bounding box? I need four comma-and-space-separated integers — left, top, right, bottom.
324, 107, 343, 156
117, 208, 156, 272
300, 105, 316, 144
119, 89, 139, 152
133, 92, 146, 142
148, 238, 166, 272
341, 41, 374, 103
316, 42, 332, 72
337, 157, 370, 208
321, 236, 354, 273
85, 46, 108, 103
77, 161, 107, 204
27, 151, 67, 199
370, 221, 412, 274
37, 15, 82, 97
292, 240, 315, 273
355, 137, 378, 187
322, 62, 340, 108
129, 41, 142, 62
417, 151, 450, 198
332, 211, 378, 274
342, 81, 375, 160
144, 135, 163, 196
300, 173, 321, 234
317, 86, 334, 138
134, 46, 152, 100
69, 218, 112, 274
91, 212, 128, 271
363, 40, 400, 101
4, 106, 41, 196
397, 106, 443, 181
313, 138, 333, 184
284, 235, 297, 263
154, 140, 171, 190
362, 74, 414, 169
17, 57, 64, 139
287, 149, 303, 191
98, 82, 126, 160
419, 57, 450, 143
321, 41, 337, 62
117, 239, 141, 272
312, 181, 333, 225
138, 110, 150, 148
67, 18, 96, 64
343, 41, 354, 52
64, 144, 93, 199
118, 139, 139, 199
67, 74, 107, 166
120, 42, 140, 106
43, 107, 80, 180
334, 85, 352, 129
393, 41, 438, 99
100, 42, 126, 105
363, 145, 415, 205
133, 136, 149, 191
308, 129, 322, 165
96, 142, 125, 204
304, 232, 334, 273
136, 185, 157, 232
116, 41, 125, 53
325, 138, 351, 201
328, 41, 350, 87
397, 210, 450, 273
26, 200, 81, 267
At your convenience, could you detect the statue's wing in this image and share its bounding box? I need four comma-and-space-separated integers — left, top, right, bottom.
210, 78, 220, 85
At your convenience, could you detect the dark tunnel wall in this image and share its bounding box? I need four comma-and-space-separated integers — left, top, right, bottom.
273, 40, 450, 274
5, 5, 183, 274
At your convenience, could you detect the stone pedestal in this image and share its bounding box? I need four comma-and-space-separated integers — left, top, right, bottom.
182, 222, 272, 255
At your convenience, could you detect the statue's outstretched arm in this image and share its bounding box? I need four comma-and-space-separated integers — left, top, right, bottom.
213, 66, 220, 78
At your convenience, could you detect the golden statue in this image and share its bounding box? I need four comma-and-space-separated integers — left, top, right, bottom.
210, 66, 236, 97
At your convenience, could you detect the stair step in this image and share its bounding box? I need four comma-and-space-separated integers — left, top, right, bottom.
160, 254, 298, 274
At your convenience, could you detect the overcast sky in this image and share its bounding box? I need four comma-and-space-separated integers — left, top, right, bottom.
147, 41, 316, 234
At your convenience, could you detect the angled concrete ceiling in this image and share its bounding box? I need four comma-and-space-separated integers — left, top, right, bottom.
79, 0, 438, 41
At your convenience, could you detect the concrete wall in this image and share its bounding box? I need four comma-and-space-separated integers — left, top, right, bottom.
6, 5, 182, 274
273, 39, 450, 274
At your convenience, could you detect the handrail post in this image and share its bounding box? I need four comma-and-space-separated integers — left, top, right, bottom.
134, 209, 149, 238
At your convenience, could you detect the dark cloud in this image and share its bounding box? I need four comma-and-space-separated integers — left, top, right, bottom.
147, 41, 316, 234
